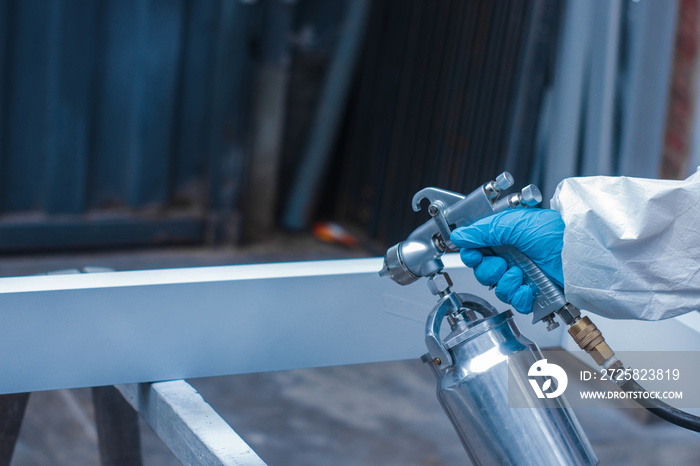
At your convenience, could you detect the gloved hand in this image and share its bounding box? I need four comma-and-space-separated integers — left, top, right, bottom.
449, 208, 565, 314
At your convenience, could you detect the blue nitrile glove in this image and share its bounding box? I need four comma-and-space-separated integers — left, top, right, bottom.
449, 208, 565, 314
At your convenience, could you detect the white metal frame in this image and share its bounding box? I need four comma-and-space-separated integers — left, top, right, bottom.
0, 255, 559, 395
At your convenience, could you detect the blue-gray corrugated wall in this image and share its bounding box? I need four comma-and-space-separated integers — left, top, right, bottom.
0, 0, 258, 251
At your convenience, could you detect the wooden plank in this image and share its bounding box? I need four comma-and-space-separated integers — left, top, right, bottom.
117, 381, 266, 466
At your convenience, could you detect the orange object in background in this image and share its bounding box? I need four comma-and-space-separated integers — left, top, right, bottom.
312, 222, 359, 248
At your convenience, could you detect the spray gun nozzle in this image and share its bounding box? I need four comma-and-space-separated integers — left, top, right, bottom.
380, 242, 420, 285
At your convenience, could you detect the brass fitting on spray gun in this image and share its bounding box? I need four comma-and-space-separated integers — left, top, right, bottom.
567, 315, 616, 366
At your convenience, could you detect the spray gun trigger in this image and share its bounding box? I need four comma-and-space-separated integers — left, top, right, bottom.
425, 200, 459, 251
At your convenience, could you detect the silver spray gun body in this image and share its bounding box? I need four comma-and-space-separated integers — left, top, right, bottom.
379, 172, 526, 281
379, 171, 578, 330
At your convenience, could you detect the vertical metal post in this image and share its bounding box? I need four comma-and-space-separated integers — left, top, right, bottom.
617, 0, 677, 178
282, 0, 372, 230
503, 0, 563, 183
581, 0, 622, 176
92, 386, 143, 466
0, 393, 30, 466
243, 0, 294, 242
541, 0, 593, 200
206, 1, 259, 245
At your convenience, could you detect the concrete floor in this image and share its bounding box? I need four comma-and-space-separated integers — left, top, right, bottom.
3, 235, 700, 465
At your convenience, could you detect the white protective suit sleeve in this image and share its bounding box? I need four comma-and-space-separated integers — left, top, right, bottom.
550, 170, 700, 320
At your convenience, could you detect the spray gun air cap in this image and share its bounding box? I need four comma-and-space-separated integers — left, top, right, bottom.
380, 243, 420, 285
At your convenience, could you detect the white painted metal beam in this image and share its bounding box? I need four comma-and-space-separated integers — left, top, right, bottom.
117, 380, 266, 465
0, 255, 560, 395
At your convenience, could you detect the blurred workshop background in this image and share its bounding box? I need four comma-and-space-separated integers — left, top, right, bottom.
1, 0, 700, 465
2, 0, 698, 253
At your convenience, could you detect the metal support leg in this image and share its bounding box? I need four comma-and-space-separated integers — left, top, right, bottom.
92, 386, 143, 466
0, 393, 30, 466
117, 381, 266, 465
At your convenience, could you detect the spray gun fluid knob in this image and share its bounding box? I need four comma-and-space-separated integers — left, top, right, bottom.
520, 184, 542, 206
485, 172, 514, 199
495, 172, 514, 191
504, 184, 542, 208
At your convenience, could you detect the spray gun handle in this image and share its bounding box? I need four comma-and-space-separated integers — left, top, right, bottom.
487, 245, 578, 328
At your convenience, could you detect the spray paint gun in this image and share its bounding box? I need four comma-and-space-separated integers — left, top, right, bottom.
379, 172, 616, 362
381, 172, 583, 332
379, 172, 601, 465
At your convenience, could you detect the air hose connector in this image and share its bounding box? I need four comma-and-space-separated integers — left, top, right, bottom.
567, 316, 615, 366
568, 313, 700, 433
